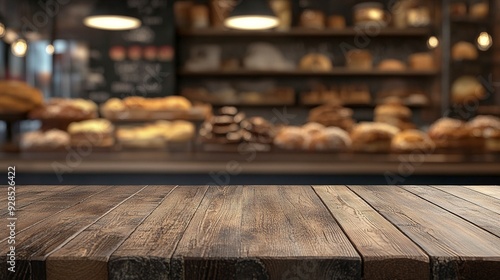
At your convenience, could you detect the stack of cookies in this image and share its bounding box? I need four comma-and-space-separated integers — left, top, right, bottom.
199, 107, 245, 144
240, 117, 275, 144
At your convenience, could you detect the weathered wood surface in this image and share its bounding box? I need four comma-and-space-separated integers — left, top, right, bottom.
1, 185, 499, 280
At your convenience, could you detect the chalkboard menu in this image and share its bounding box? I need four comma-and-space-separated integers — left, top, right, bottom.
86, 0, 175, 103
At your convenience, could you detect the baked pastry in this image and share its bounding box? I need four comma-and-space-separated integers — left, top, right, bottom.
470, 2, 489, 18
378, 59, 407, 71
408, 53, 434, 70
241, 117, 275, 144
0, 80, 44, 113
467, 115, 500, 152
304, 126, 351, 151
300, 9, 325, 29
350, 122, 400, 153
340, 84, 371, 105
327, 15, 346, 29
273, 126, 307, 150
428, 118, 475, 150
391, 129, 435, 153
451, 76, 486, 104
452, 42, 478, 60
308, 103, 355, 131
30, 98, 98, 120
299, 53, 333, 71
346, 50, 373, 70
21, 129, 70, 151
68, 119, 115, 147
374, 98, 414, 130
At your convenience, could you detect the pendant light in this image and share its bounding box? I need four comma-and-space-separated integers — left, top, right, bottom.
84, 0, 141, 31
224, 0, 280, 30
0, 13, 6, 38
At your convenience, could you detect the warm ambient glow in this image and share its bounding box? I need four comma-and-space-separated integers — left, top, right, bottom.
46, 44, 55, 55
224, 16, 279, 30
0, 23, 5, 38
477, 32, 492, 51
11, 39, 28, 57
3, 29, 18, 44
427, 36, 439, 49
84, 15, 141, 30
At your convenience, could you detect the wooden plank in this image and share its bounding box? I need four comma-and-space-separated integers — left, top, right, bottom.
403, 186, 500, 237
109, 186, 208, 280
314, 185, 429, 280
45, 185, 175, 280
0, 185, 145, 280
240, 186, 361, 280
434, 185, 500, 214
171, 186, 244, 280
0, 186, 112, 240
463, 186, 500, 199
0, 186, 77, 212
349, 185, 500, 280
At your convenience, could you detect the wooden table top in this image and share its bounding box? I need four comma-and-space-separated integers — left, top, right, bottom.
1, 185, 499, 280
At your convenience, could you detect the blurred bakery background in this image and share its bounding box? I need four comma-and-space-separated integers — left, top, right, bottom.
1, 0, 500, 185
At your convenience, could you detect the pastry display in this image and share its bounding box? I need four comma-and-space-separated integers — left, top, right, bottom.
244, 43, 294, 71
270, 0, 292, 31
308, 102, 355, 131
300, 9, 325, 29
391, 129, 435, 153
350, 122, 400, 153
468, 115, 500, 152
451, 76, 486, 104
374, 98, 415, 130
0, 80, 44, 113
241, 117, 275, 144
450, 3, 467, 16
20, 129, 70, 151
377, 59, 407, 71
376, 81, 430, 106
408, 52, 434, 70
340, 84, 372, 105
301, 86, 341, 105
327, 15, 346, 29
68, 119, 115, 148
452, 41, 478, 61
299, 53, 333, 72
117, 120, 195, 149
182, 86, 294, 106
407, 6, 431, 27
199, 106, 245, 144
346, 49, 373, 70
427, 117, 480, 150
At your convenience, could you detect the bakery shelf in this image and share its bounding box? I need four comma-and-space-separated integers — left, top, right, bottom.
179, 69, 439, 77
178, 27, 432, 37
450, 16, 490, 24
300, 103, 429, 109
478, 105, 500, 116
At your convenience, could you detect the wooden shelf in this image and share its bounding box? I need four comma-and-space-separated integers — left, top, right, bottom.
301, 103, 429, 109
451, 16, 490, 24
179, 69, 439, 77
178, 27, 432, 37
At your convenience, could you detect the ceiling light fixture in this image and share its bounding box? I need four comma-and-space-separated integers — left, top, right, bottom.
11, 38, 28, 57
84, 0, 141, 31
224, 0, 280, 30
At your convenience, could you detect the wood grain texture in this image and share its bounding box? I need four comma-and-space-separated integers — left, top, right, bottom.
45, 185, 175, 280
109, 186, 208, 280
403, 185, 500, 237
434, 185, 500, 214
314, 185, 429, 280
172, 186, 245, 280
463, 185, 500, 199
0, 186, 77, 214
349, 185, 500, 280
0, 186, 112, 242
0, 186, 144, 280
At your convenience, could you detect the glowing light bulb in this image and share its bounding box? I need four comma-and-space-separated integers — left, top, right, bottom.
11, 39, 28, 57
477, 32, 492, 51
427, 36, 439, 49
46, 44, 55, 55
0, 23, 5, 38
